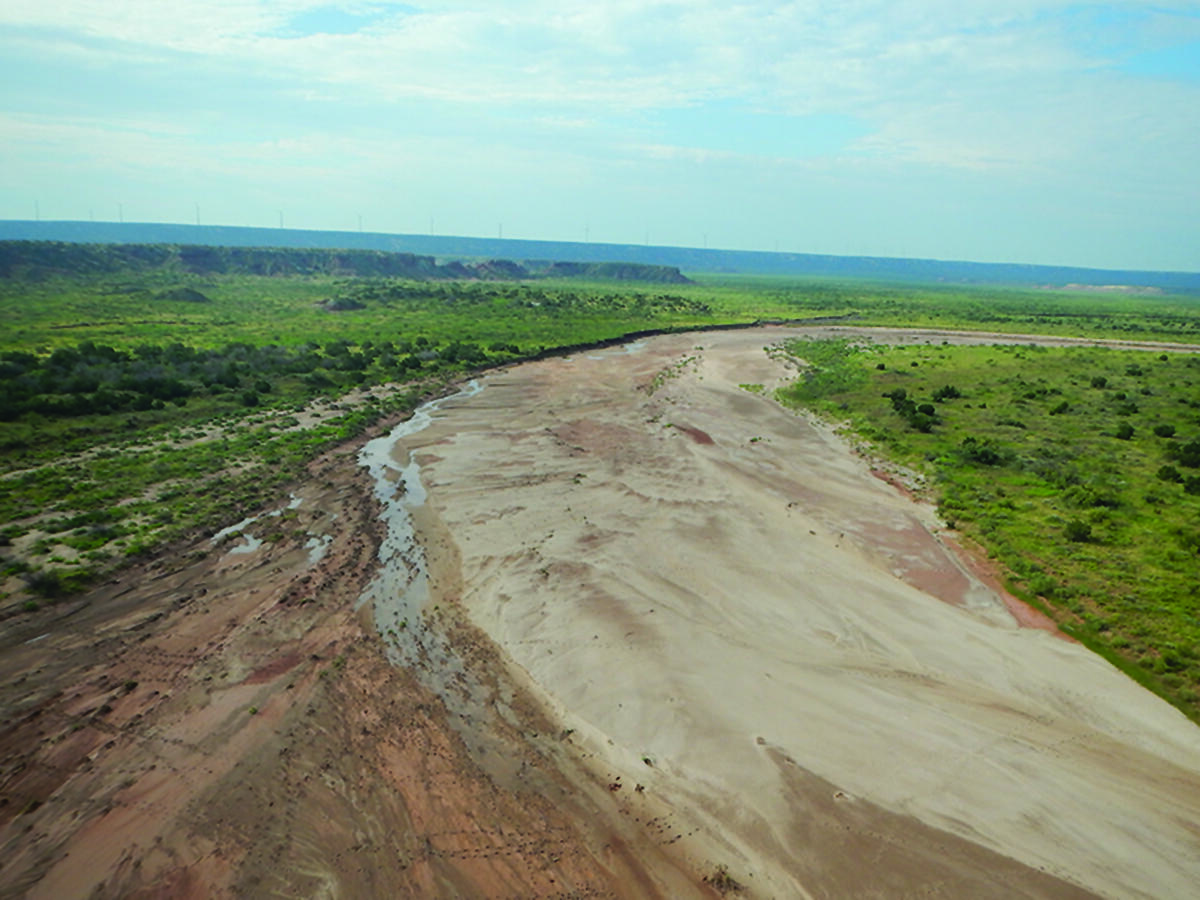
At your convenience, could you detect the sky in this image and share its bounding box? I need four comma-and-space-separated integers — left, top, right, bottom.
1, 1, 1198, 271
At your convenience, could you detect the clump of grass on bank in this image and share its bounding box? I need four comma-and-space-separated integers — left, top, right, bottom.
777, 338, 1200, 723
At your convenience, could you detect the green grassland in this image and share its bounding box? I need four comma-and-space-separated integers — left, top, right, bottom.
696, 273, 1200, 342
0, 273, 714, 351
777, 337, 1200, 721
5, 269, 1200, 352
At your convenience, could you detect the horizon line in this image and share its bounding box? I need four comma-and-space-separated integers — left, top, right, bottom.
1, 218, 1197, 278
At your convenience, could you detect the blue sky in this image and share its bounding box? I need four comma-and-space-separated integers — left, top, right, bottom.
1, 1, 1198, 271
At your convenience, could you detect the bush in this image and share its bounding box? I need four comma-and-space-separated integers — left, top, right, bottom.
910, 412, 936, 433
26, 569, 66, 599
1065, 519, 1093, 543
1158, 465, 1183, 483
1154, 423, 1177, 438
1064, 485, 1120, 508
1115, 423, 1134, 440
25, 567, 92, 599
960, 436, 1004, 466
1090, 375, 1108, 389
1167, 440, 1200, 468
932, 384, 962, 401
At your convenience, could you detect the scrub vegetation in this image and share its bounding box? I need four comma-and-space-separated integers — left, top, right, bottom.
2, 240, 1199, 725
0, 248, 732, 612
777, 337, 1200, 722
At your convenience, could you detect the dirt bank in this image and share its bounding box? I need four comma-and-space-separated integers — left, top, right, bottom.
0, 436, 704, 898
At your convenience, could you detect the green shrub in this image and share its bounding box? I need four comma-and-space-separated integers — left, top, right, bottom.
960, 436, 1004, 466
1065, 519, 1093, 543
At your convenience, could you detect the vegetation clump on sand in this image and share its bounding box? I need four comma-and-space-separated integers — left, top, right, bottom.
703, 862, 744, 895
778, 337, 1200, 721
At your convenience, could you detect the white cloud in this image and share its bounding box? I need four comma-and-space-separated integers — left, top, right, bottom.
0, 1, 1196, 266
5, 2, 1194, 116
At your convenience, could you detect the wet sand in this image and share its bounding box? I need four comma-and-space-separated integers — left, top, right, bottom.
392, 327, 1200, 898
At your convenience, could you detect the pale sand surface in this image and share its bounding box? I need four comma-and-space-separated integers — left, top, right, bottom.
396, 327, 1200, 899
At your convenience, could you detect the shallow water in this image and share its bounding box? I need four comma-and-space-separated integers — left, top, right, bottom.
211, 493, 304, 556
356, 381, 492, 716
304, 534, 332, 565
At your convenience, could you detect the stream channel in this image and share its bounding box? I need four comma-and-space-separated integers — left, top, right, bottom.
356, 380, 496, 723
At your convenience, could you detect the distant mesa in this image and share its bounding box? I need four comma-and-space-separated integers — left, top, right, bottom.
0, 221, 1197, 293
0, 240, 692, 285
439, 260, 473, 279
531, 260, 692, 284
472, 258, 528, 280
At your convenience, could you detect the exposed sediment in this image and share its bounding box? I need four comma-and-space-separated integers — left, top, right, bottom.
2, 326, 1198, 898
385, 327, 1200, 899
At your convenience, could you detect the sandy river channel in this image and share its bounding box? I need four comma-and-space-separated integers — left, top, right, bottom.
365, 326, 1200, 899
